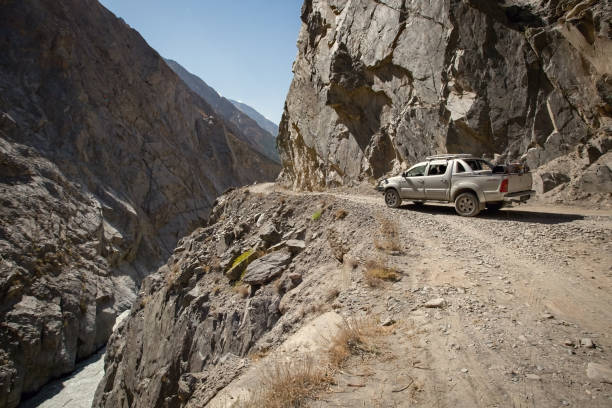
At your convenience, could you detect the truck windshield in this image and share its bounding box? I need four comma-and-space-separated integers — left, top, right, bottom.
464, 159, 494, 172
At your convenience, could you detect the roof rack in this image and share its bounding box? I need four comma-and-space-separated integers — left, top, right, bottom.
425, 154, 475, 161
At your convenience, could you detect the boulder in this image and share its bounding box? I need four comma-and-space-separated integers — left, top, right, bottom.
259, 222, 281, 246
242, 249, 292, 285
586, 362, 612, 384
578, 153, 612, 193
424, 298, 447, 308
535, 172, 571, 193
285, 239, 306, 254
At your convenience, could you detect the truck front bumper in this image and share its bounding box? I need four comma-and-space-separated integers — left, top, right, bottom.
503, 190, 536, 203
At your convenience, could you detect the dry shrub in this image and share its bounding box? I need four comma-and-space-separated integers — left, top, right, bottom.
328, 317, 383, 368
325, 287, 340, 302
364, 258, 400, 287
374, 217, 401, 252
233, 284, 250, 298
238, 357, 331, 408
334, 208, 348, 220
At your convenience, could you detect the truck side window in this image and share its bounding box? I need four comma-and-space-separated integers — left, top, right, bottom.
456, 162, 466, 173
406, 164, 427, 177
427, 164, 447, 176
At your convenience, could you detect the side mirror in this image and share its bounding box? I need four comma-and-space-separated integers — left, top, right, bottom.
402, 171, 408, 178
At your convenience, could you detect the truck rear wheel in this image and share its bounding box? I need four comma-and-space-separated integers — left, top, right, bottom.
454, 192, 480, 217
384, 189, 401, 208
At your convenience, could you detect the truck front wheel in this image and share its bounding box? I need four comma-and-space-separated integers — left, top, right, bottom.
454, 192, 480, 217
384, 189, 401, 208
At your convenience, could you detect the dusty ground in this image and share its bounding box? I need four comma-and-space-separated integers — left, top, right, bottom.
220, 183, 612, 407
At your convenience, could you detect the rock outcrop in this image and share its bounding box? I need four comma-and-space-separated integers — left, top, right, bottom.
166, 60, 280, 163
278, 0, 611, 199
0, 1, 279, 406
93, 188, 332, 408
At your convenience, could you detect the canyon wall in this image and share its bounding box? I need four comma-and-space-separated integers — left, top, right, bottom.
0, 1, 279, 407
278, 0, 611, 199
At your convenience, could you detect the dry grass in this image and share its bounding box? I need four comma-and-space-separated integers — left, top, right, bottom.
238, 357, 331, 408
364, 258, 400, 287
328, 317, 386, 368
325, 287, 340, 302
239, 317, 393, 407
233, 284, 250, 298
334, 208, 348, 220
374, 217, 401, 252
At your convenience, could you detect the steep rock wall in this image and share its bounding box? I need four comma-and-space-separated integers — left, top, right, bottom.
0, 1, 279, 407
278, 0, 611, 196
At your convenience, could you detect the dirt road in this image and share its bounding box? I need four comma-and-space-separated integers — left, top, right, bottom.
305, 191, 612, 407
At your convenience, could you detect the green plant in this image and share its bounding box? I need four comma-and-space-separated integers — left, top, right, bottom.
232, 249, 254, 269
311, 209, 323, 221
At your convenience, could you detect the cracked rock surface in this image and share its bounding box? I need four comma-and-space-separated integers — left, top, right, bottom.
278, 0, 611, 201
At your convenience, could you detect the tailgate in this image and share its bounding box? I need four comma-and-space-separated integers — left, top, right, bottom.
508, 172, 532, 193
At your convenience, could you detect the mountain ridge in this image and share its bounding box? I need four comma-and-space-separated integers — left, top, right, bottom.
229, 98, 279, 137
165, 59, 280, 163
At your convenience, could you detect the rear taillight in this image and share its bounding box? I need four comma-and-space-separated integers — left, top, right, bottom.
500, 178, 508, 193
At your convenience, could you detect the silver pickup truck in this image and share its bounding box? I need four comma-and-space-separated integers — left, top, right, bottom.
376, 154, 535, 216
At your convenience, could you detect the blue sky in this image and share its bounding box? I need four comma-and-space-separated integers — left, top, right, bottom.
100, 0, 303, 124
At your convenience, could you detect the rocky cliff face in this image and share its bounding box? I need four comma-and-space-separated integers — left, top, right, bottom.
93, 188, 329, 408
0, 1, 279, 407
278, 0, 611, 198
166, 60, 280, 163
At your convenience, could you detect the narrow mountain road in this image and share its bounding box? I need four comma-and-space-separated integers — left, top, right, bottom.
307, 189, 612, 407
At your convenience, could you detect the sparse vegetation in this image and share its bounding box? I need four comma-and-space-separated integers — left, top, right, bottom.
231, 249, 255, 269
374, 217, 401, 252
233, 283, 250, 298
364, 258, 400, 287
325, 287, 340, 302
328, 317, 386, 368
226, 249, 260, 281
311, 209, 323, 221
238, 357, 331, 408
334, 208, 348, 220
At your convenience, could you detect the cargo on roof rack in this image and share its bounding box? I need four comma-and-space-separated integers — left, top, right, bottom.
425, 154, 475, 160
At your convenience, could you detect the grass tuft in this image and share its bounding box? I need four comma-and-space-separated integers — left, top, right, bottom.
328, 317, 385, 368
311, 209, 323, 221
364, 258, 400, 287
238, 357, 331, 408
374, 217, 401, 252
334, 209, 348, 220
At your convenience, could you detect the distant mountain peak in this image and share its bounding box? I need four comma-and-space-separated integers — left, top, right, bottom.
166, 59, 280, 163
228, 99, 279, 137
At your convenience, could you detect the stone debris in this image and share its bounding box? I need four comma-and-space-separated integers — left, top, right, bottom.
580, 338, 595, 349
424, 298, 447, 308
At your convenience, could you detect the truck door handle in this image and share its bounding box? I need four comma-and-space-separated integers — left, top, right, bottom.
441, 179, 448, 183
